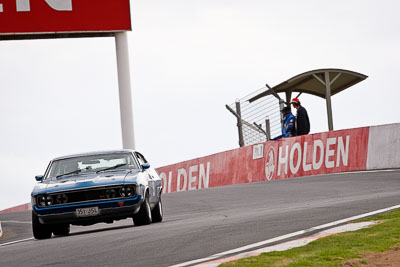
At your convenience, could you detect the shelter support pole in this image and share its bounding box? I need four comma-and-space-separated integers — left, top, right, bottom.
324, 71, 334, 131
235, 101, 245, 147
115, 32, 135, 149
285, 92, 292, 107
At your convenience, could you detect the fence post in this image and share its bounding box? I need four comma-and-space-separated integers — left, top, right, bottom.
279, 101, 285, 130
235, 101, 244, 147
265, 118, 271, 141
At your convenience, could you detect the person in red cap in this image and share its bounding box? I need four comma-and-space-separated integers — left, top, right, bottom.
291, 98, 310, 136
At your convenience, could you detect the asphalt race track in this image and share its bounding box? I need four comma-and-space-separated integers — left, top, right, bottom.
1, 169, 400, 266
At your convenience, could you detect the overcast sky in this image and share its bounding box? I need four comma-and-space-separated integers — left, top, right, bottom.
1, 0, 399, 210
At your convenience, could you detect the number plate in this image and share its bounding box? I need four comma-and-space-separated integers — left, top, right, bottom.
76, 206, 99, 217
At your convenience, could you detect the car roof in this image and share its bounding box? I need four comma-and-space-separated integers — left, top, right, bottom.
52, 149, 136, 161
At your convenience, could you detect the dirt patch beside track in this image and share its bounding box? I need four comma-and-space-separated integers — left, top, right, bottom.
342, 244, 400, 267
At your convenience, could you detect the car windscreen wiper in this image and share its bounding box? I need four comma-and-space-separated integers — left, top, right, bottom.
56, 169, 82, 179
96, 163, 127, 173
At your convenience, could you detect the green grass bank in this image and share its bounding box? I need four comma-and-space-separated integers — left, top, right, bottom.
220, 208, 400, 267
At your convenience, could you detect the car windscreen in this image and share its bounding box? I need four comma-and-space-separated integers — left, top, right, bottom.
45, 153, 139, 179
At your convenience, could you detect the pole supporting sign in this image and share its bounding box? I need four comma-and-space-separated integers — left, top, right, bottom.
0, 0, 131, 39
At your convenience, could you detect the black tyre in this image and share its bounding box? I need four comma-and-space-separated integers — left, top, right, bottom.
32, 212, 52, 240
151, 197, 163, 223
52, 224, 70, 236
133, 193, 152, 226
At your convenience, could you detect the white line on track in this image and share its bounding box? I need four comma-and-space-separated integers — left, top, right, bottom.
169, 204, 400, 267
0, 220, 33, 246
0, 238, 34, 247
0, 221, 32, 224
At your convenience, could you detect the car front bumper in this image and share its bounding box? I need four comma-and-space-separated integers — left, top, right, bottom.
33, 196, 143, 225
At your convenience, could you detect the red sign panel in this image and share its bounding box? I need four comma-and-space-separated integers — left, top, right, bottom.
263, 127, 369, 180
156, 127, 370, 194
0, 0, 131, 35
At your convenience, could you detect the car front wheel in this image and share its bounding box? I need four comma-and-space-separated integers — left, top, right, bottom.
133, 193, 152, 226
151, 197, 163, 223
32, 212, 52, 240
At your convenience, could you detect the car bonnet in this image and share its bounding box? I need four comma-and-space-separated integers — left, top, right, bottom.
33, 170, 140, 195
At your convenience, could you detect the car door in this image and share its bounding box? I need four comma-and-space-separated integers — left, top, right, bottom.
135, 152, 159, 205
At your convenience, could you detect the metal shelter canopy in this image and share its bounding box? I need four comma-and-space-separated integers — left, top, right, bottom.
248, 68, 368, 131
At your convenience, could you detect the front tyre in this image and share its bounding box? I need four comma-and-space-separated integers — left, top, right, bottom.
32, 211, 52, 240
133, 193, 152, 226
151, 197, 163, 223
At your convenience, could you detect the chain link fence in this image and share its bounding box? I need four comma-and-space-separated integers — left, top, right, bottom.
226, 87, 282, 147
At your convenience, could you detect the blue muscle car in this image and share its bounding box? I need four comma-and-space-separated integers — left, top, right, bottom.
31, 150, 163, 239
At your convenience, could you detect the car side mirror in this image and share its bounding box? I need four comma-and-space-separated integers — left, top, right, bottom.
141, 163, 150, 170
35, 175, 44, 182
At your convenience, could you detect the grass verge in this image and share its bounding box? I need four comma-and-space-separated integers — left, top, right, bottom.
220, 208, 400, 267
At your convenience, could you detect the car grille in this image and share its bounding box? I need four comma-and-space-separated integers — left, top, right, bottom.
47, 185, 136, 206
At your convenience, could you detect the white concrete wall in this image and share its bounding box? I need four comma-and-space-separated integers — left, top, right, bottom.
367, 123, 400, 170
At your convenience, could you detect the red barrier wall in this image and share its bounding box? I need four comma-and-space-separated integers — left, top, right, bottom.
0, 203, 30, 214
156, 127, 370, 193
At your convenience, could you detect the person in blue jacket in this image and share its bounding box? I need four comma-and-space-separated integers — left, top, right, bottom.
273, 106, 296, 140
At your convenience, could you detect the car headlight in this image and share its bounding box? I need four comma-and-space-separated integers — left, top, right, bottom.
55, 193, 68, 204
120, 186, 135, 197
120, 187, 126, 197
126, 187, 133, 197
105, 189, 116, 199
45, 195, 53, 206
37, 195, 47, 207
